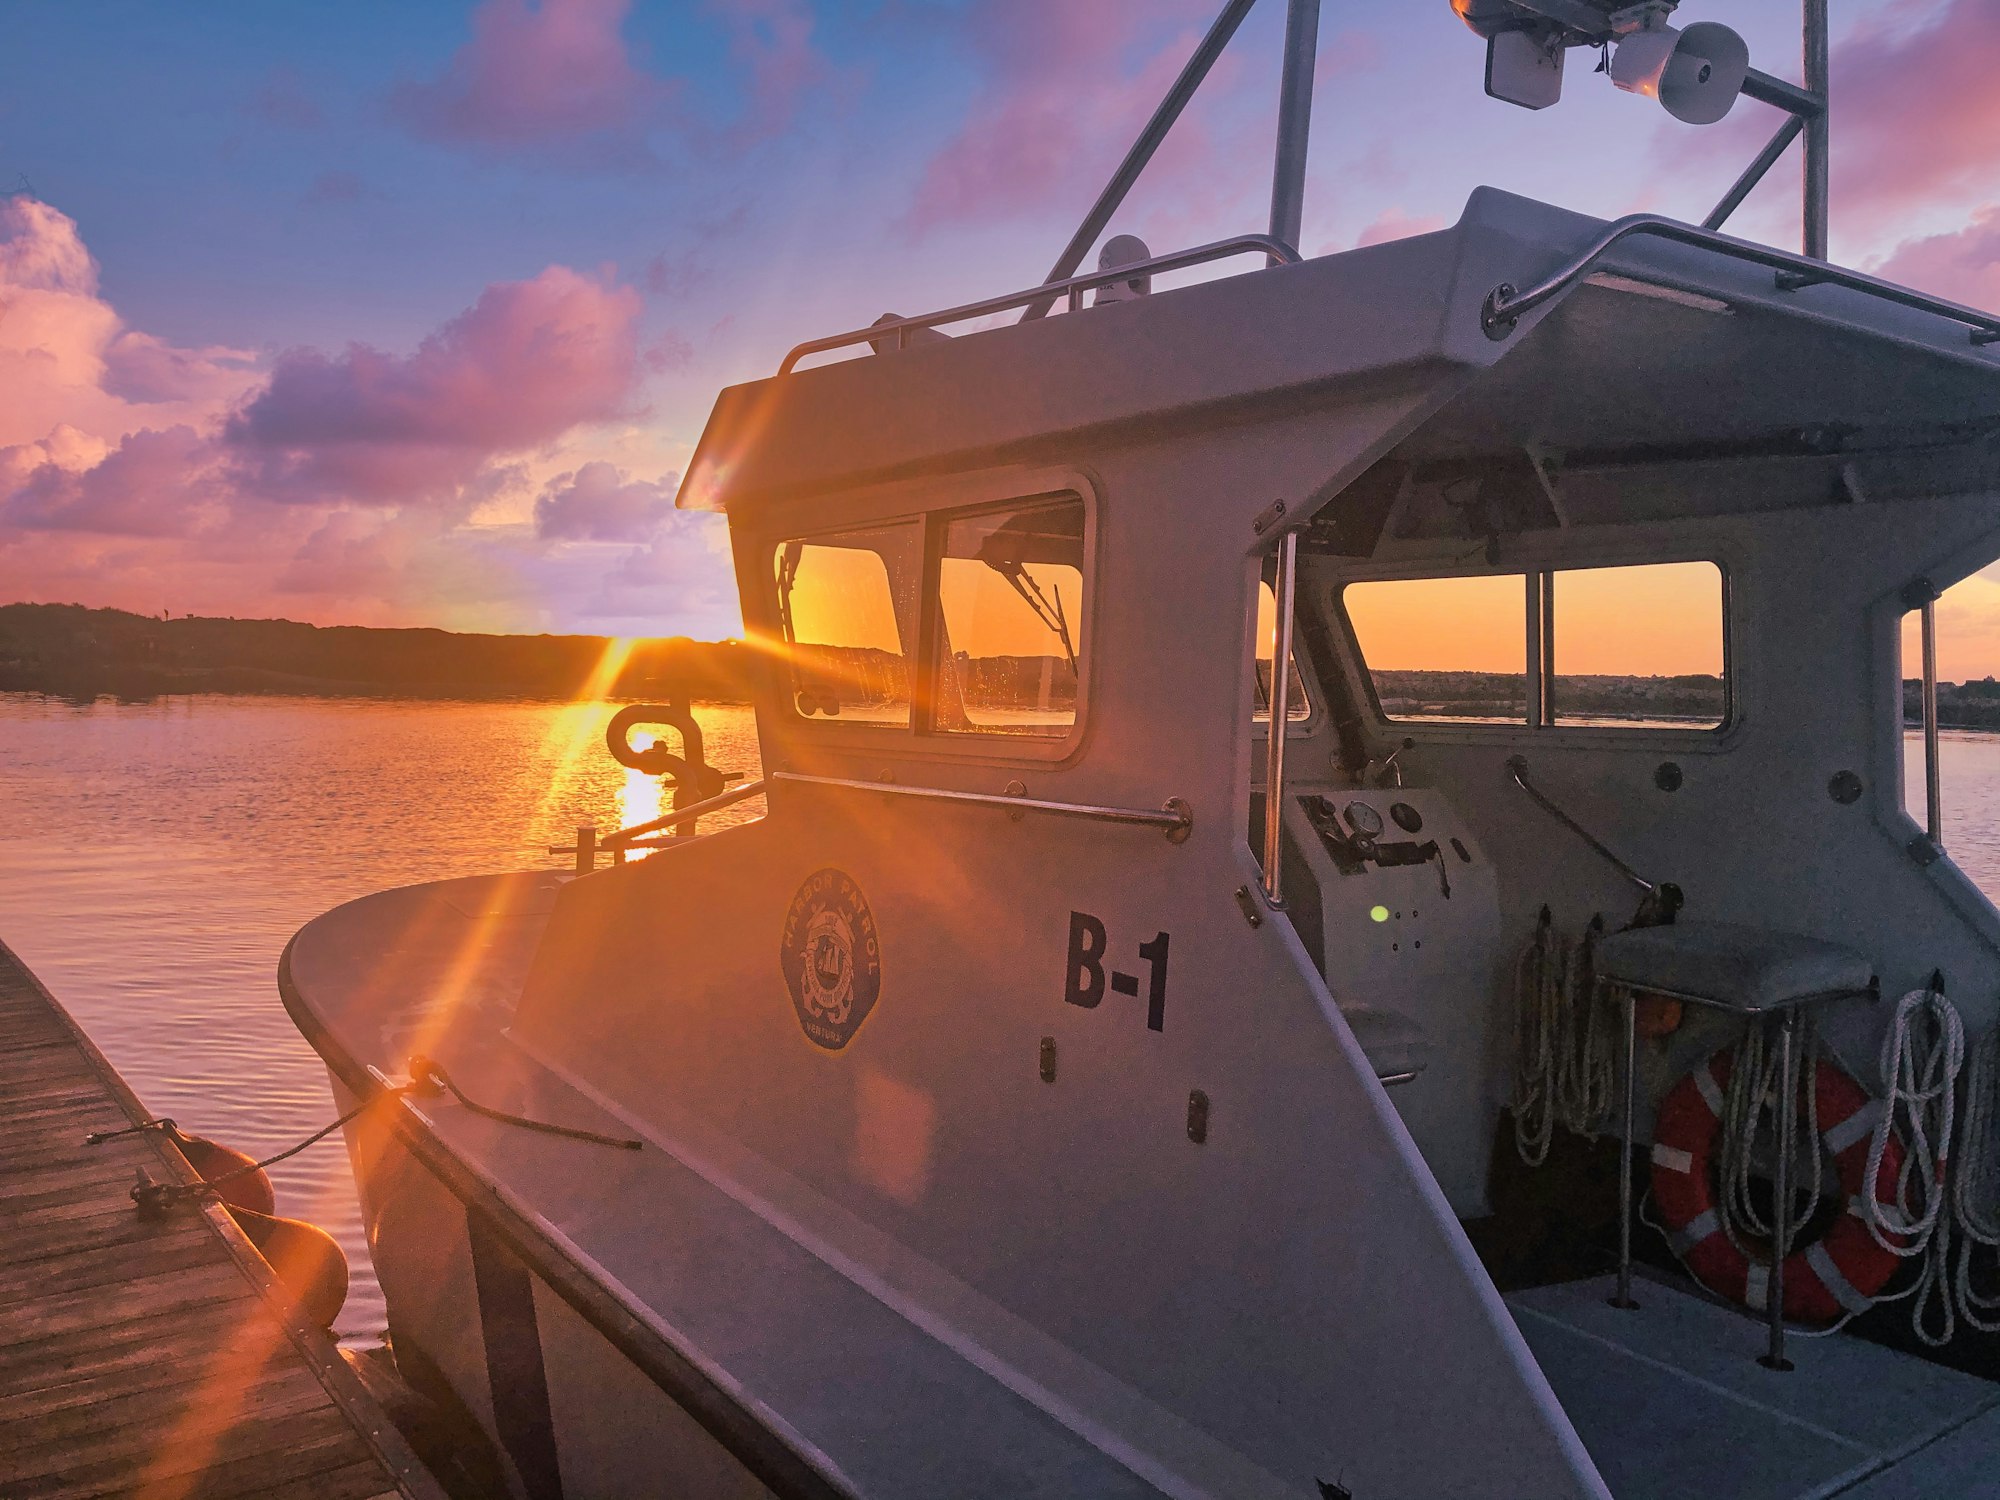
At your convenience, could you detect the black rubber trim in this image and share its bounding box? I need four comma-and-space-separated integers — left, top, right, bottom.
278, 933, 858, 1500
469, 1212, 566, 1500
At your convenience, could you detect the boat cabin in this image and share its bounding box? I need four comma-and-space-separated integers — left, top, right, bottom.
499, 184, 2000, 1496
286, 105, 2000, 1500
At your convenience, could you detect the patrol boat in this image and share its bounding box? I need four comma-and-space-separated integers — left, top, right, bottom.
282, 3, 2000, 1495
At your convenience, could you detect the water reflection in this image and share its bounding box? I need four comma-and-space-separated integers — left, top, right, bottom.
621, 760, 664, 856
0, 693, 761, 1341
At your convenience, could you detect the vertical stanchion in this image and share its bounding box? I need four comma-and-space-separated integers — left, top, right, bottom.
1924, 597, 1942, 846
1262, 531, 1298, 907
1613, 985, 1639, 1310
1802, 0, 1829, 260
1760, 1009, 1799, 1371
1268, 0, 1321, 264
574, 822, 597, 875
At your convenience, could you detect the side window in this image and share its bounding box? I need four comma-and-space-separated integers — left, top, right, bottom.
1341, 561, 1727, 731
1547, 562, 1725, 728
1902, 576, 2000, 873
1253, 580, 1311, 722
1342, 574, 1528, 723
932, 498, 1084, 737
774, 523, 919, 725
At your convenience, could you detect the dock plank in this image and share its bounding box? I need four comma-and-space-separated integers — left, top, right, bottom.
0, 937, 443, 1500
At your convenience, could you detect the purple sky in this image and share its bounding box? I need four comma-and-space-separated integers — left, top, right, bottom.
1, 0, 1995, 640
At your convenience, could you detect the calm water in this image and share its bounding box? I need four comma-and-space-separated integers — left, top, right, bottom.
1, 695, 1995, 1345
0, 694, 761, 1342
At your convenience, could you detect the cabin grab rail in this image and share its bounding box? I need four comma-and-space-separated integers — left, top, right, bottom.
1482, 213, 2000, 348
777, 234, 1301, 375
601, 778, 769, 848
770, 771, 1193, 842
1504, 756, 1656, 898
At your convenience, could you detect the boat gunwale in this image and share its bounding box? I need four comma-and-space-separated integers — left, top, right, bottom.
276, 917, 862, 1500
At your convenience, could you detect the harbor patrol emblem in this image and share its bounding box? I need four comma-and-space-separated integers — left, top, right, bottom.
780, 868, 881, 1050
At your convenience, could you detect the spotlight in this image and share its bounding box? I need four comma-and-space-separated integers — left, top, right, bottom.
1451, 2, 1749, 124
1609, 17, 1748, 124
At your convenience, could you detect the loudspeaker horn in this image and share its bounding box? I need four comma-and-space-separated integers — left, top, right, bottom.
1610, 20, 1749, 125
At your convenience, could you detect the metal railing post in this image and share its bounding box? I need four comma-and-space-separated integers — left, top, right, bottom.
1268, 0, 1321, 264
1021, 0, 1260, 322
574, 821, 597, 875
1924, 597, 1942, 845
1702, 115, 1805, 232
1803, 0, 1829, 261
1262, 531, 1298, 906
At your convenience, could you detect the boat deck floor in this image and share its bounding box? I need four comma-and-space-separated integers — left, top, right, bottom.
1510, 1274, 2000, 1500
0, 937, 444, 1500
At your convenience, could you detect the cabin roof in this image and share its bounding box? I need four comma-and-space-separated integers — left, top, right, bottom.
677, 188, 2000, 523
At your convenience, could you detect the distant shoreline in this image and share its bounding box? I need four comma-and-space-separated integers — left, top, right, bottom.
0, 602, 756, 706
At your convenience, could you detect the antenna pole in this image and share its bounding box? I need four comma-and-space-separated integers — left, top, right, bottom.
1268, 0, 1321, 262
1022, 0, 1259, 321
1803, 0, 1829, 258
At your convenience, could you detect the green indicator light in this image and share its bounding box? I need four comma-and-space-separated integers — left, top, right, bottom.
1370, 905, 1390, 923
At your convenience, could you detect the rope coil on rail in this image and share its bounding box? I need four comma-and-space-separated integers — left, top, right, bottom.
1512, 913, 2000, 1345
1713, 1014, 1823, 1267
1951, 1024, 2000, 1333
1512, 908, 1616, 1165
1861, 976, 1965, 1345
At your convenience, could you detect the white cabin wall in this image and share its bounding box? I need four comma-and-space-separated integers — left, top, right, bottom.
1307, 484, 2000, 1142
510, 411, 1613, 1498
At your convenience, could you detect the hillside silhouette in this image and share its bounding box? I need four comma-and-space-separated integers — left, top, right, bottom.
0, 604, 756, 703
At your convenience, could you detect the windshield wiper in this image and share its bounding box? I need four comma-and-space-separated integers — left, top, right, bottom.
987, 560, 1078, 676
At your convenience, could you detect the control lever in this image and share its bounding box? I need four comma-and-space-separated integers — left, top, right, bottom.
1363, 737, 1415, 788
1505, 756, 1683, 914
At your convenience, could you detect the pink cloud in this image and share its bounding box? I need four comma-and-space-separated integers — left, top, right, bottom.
389, 0, 673, 160
1834, 0, 2000, 217
303, 170, 367, 207
3, 426, 218, 537
1682, 0, 2000, 230
0, 197, 726, 633
533, 460, 675, 540
248, 66, 324, 131
1350, 208, 1448, 250
0, 198, 259, 449
712, 0, 829, 143
102, 331, 259, 405
0, 196, 98, 294
1871, 204, 2000, 309
1315, 27, 1382, 87
905, 2, 1222, 234
225, 266, 643, 506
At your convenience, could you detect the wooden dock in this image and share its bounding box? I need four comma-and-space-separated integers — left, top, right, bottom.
0, 937, 448, 1500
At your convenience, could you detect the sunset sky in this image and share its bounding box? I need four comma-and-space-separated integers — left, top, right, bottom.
5, 1, 2000, 654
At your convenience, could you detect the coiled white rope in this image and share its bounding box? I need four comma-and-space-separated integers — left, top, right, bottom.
1513, 911, 1615, 1166
1862, 978, 1964, 1344
1951, 1024, 2000, 1333
1714, 1018, 1822, 1268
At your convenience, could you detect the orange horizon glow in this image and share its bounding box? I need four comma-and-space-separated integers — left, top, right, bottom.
1342, 563, 1724, 679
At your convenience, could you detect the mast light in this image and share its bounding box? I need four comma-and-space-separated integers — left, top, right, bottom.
1454, 1, 1749, 123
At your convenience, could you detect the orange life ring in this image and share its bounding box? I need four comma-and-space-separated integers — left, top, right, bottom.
1650, 1046, 1906, 1323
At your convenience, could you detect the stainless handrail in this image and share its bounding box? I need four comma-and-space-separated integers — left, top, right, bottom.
1923, 598, 1943, 846
600, 778, 768, 847
771, 771, 1192, 842
1504, 756, 1654, 896
1261, 530, 1298, 905
1482, 214, 2000, 347
778, 234, 1301, 374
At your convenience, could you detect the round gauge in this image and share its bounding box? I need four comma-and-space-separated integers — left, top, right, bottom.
1390, 801, 1424, 833
1344, 801, 1384, 838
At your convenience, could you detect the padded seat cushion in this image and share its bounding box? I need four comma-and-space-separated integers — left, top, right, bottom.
1342, 1007, 1432, 1081
1593, 920, 1873, 1013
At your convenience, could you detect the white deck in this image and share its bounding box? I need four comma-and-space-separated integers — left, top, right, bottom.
1509, 1276, 2000, 1500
